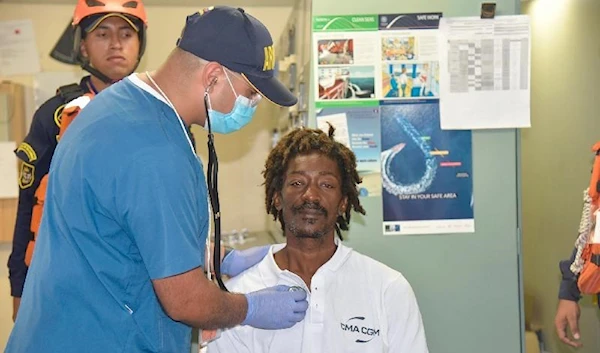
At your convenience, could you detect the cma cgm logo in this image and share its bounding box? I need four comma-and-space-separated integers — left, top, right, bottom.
340, 316, 380, 343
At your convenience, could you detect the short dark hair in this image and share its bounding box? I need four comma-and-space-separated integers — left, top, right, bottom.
263, 125, 366, 239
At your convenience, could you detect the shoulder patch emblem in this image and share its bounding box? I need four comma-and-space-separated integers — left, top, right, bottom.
54, 104, 66, 128
19, 162, 35, 189
16, 142, 37, 162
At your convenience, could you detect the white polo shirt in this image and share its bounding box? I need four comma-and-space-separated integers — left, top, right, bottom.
208, 242, 428, 353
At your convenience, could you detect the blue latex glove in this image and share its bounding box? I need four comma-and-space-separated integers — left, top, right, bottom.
221, 245, 271, 277
242, 285, 309, 329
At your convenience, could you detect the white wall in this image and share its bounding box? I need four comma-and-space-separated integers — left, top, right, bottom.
0, 3, 294, 233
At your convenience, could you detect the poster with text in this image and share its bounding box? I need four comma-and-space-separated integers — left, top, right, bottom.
379, 13, 442, 100
313, 15, 379, 103
438, 15, 531, 129
380, 101, 474, 235
316, 104, 381, 197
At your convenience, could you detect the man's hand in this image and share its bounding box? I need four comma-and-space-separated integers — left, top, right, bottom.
555, 299, 582, 348
12, 297, 21, 322
242, 285, 308, 330
221, 245, 271, 277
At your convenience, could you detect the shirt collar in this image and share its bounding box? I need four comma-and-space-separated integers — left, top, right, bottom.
126, 73, 170, 106
258, 238, 353, 286
80, 76, 98, 94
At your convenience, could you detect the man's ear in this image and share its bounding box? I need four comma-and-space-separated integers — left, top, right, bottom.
201, 62, 223, 93
338, 196, 348, 216
80, 39, 88, 59
273, 193, 282, 211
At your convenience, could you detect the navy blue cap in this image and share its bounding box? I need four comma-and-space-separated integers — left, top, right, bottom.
177, 6, 297, 107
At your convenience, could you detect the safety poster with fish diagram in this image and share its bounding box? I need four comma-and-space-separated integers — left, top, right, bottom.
313, 13, 475, 235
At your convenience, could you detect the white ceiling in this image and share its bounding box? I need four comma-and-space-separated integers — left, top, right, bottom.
0, 0, 296, 6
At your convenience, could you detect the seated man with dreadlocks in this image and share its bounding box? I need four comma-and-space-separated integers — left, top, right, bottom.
208, 126, 428, 353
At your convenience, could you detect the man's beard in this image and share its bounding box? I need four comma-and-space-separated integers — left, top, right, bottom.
286, 201, 332, 239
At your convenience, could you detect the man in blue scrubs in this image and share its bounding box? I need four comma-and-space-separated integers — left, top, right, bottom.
6, 6, 308, 353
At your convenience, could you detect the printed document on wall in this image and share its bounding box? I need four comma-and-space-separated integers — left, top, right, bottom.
381, 101, 474, 235
0, 20, 41, 76
379, 13, 442, 101
313, 15, 379, 102
438, 15, 531, 129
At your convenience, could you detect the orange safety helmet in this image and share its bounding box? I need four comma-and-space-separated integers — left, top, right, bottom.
72, 0, 148, 27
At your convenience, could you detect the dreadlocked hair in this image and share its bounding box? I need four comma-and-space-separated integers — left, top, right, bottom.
263, 125, 366, 240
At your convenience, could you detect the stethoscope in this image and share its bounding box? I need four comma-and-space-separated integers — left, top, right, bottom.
146, 72, 228, 291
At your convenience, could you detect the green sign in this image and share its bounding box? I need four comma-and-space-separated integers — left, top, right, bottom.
313, 15, 378, 31
316, 100, 379, 108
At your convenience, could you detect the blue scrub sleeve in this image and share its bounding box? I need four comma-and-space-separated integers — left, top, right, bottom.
117, 147, 206, 279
